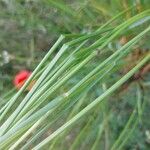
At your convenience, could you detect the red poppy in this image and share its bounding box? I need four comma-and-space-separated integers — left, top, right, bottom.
13, 70, 32, 90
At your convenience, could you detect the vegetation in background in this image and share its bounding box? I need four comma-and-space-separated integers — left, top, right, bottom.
0, 0, 150, 149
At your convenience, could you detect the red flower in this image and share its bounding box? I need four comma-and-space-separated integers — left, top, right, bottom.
13, 70, 32, 90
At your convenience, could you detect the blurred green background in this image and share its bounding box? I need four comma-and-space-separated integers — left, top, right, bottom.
0, 0, 150, 149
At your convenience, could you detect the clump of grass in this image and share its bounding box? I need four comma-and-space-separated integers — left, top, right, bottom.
0, 6, 150, 150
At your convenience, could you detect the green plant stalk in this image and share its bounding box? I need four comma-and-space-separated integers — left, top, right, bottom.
0, 24, 149, 148
0, 120, 34, 149
0, 35, 64, 132
101, 83, 110, 150
4, 63, 115, 149
69, 108, 105, 150
67, 6, 139, 48
111, 109, 137, 150
13, 51, 96, 126
10, 40, 89, 125
12, 58, 74, 125
49, 94, 87, 150
0, 102, 10, 115
117, 85, 149, 150
68, 25, 150, 96
4, 28, 110, 129
0, 54, 97, 144
70, 117, 93, 150
91, 120, 105, 150
117, 120, 138, 150
21, 124, 51, 150
4, 24, 150, 144
0, 42, 68, 135
66, 6, 135, 46
1, 9, 148, 130
0, 8, 149, 148
72, 10, 150, 67
27, 17, 150, 130
0, 64, 108, 148
39, 40, 88, 88
22, 94, 87, 150
137, 83, 142, 123
32, 53, 150, 149
111, 83, 144, 150
8, 122, 39, 150
0, 96, 64, 145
